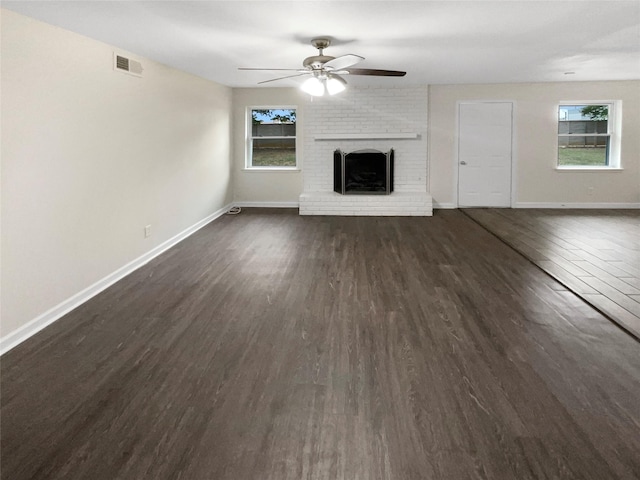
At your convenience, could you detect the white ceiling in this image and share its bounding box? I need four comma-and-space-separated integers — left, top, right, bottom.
4, 1, 640, 88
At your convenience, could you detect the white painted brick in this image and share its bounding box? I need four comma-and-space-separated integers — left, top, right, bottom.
301, 86, 431, 215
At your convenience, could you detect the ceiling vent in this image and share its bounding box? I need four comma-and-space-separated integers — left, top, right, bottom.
114, 53, 143, 77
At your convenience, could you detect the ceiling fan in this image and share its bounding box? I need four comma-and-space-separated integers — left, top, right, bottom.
239, 38, 406, 96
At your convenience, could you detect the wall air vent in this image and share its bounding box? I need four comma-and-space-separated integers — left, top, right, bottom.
114, 53, 143, 77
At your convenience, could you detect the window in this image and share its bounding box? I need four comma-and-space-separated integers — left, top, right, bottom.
557, 103, 617, 168
247, 108, 297, 169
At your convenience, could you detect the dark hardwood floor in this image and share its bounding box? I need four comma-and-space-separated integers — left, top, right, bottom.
2, 209, 639, 479
463, 208, 640, 339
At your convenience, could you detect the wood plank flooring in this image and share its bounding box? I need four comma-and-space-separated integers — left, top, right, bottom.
2, 209, 639, 479
463, 208, 640, 339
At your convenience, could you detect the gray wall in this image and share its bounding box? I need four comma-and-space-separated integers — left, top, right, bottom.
1, 9, 233, 340
428, 81, 640, 207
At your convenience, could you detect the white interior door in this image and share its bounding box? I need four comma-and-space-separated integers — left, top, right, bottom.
458, 102, 513, 207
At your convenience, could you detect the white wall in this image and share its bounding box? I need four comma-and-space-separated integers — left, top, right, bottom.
235, 82, 640, 210
429, 81, 640, 207
1, 9, 233, 341
232, 88, 304, 205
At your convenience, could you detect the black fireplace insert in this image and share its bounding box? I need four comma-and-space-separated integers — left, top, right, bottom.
334, 149, 394, 195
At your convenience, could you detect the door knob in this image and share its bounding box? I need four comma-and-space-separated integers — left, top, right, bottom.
460, 161, 467, 165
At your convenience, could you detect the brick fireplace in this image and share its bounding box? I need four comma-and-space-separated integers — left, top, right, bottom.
299, 86, 433, 216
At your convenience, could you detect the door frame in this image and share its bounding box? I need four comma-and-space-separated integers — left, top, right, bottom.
454, 100, 517, 208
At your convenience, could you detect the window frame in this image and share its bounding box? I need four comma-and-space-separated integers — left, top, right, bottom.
245, 106, 299, 171
556, 101, 622, 170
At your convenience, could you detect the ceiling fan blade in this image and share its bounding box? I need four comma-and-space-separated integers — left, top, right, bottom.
257, 73, 309, 84
323, 54, 364, 71
239, 68, 303, 71
345, 68, 406, 77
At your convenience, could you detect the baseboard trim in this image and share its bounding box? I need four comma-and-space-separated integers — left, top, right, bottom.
515, 202, 640, 209
433, 202, 457, 209
0, 203, 233, 356
233, 201, 299, 208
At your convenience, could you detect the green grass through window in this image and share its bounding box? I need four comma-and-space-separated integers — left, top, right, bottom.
558, 147, 608, 166
252, 148, 296, 167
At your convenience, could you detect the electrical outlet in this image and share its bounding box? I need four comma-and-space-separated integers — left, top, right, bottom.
144, 225, 151, 238
587, 186, 594, 196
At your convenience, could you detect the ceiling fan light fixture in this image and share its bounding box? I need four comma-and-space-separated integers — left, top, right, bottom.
242, 38, 406, 90
326, 75, 347, 95
301, 76, 325, 96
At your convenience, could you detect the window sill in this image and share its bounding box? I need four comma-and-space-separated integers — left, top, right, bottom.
243, 167, 301, 172
555, 166, 624, 172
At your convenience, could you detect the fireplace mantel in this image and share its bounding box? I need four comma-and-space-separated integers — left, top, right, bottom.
314, 133, 419, 141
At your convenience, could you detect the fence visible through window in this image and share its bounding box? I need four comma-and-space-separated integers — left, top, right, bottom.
558, 105, 610, 167
249, 109, 297, 168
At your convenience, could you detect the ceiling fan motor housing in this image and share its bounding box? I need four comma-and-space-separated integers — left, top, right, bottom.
303, 55, 335, 70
